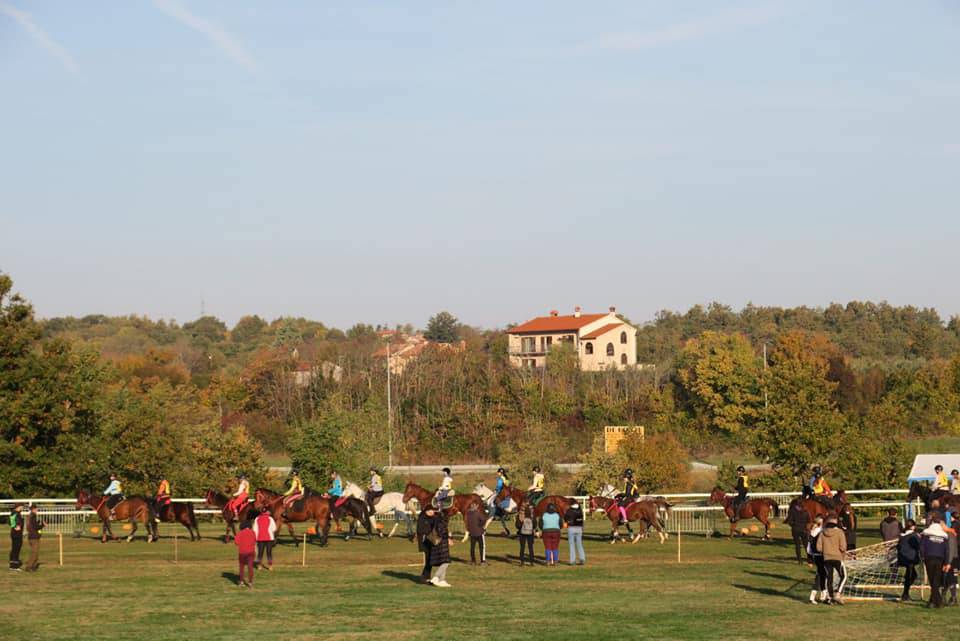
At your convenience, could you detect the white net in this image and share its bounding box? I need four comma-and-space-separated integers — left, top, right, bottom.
840, 540, 924, 601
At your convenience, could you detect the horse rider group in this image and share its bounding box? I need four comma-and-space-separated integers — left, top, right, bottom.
931, 464, 960, 499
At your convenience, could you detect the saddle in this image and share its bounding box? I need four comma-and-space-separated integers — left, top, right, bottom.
334, 496, 349, 508
290, 497, 306, 513
431, 495, 455, 510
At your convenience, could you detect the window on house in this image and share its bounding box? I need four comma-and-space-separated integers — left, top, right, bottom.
621, 353, 628, 365
585, 342, 593, 355
606, 343, 614, 356
620, 331, 627, 344
521, 337, 536, 353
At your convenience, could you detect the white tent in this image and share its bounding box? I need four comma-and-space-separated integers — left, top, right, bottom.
907, 454, 960, 483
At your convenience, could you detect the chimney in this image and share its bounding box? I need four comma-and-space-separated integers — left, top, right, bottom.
549, 309, 559, 317
609, 306, 617, 314
574, 306, 581, 318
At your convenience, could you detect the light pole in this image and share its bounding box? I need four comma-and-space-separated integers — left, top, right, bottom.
386, 343, 393, 468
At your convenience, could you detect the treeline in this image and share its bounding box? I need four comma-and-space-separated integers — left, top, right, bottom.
9, 272, 960, 495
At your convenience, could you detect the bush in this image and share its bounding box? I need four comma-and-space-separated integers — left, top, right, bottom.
617, 432, 690, 493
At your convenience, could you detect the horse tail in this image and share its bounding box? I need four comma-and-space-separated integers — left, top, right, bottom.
766, 498, 780, 517
187, 502, 199, 532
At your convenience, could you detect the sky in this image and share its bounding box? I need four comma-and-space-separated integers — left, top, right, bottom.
2, 1, 959, 330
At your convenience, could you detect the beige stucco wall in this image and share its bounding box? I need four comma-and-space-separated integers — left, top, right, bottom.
508, 312, 637, 371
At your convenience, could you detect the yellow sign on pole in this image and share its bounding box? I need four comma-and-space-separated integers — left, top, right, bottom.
604, 425, 644, 454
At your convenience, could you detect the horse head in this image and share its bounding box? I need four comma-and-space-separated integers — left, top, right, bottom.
203, 489, 221, 507
708, 487, 727, 504
907, 481, 927, 503
401, 482, 419, 504
75, 489, 91, 510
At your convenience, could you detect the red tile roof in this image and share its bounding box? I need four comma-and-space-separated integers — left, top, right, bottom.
580, 323, 625, 340
508, 313, 607, 334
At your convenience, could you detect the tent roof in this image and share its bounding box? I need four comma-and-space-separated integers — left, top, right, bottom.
907, 454, 960, 483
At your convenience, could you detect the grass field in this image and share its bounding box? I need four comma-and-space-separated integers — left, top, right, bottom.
0, 517, 948, 641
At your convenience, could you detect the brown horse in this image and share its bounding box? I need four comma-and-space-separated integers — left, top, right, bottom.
496, 486, 574, 520
709, 487, 779, 540
153, 500, 201, 541
589, 496, 669, 544
76, 490, 158, 543
787, 489, 852, 527
402, 482, 486, 520
204, 489, 257, 542
253, 488, 334, 546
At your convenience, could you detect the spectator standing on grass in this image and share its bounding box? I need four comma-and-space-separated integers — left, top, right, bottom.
234, 521, 256, 587
897, 519, 921, 602
785, 501, 811, 565
428, 510, 453, 588
881, 509, 902, 542
466, 503, 486, 565
252, 507, 277, 570
944, 511, 959, 606
517, 505, 536, 567
807, 516, 826, 604
8, 503, 24, 571
920, 512, 950, 608
416, 505, 438, 584
540, 503, 562, 566
564, 499, 586, 566
816, 517, 848, 605
25, 504, 44, 572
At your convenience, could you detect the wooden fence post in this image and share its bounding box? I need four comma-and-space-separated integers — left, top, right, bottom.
302, 533, 307, 566
58, 532, 63, 567
174, 533, 178, 563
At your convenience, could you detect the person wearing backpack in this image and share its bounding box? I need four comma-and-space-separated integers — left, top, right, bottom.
9, 503, 24, 571
897, 519, 921, 601
517, 505, 536, 567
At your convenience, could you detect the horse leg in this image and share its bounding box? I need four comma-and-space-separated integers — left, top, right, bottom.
101, 518, 111, 543
127, 520, 137, 543
760, 515, 771, 540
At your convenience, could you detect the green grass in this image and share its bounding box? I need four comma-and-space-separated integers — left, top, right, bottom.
262, 452, 292, 468
0, 518, 948, 641
914, 435, 960, 454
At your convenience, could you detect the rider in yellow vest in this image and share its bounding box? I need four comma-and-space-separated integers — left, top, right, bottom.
527, 466, 545, 505
616, 469, 640, 524
282, 470, 304, 510
933, 465, 951, 494
732, 466, 749, 518
154, 477, 171, 523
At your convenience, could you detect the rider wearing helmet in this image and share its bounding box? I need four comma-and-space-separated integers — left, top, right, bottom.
933, 465, 951, 494
366, 467, 384, 510
227, 473, 249, 519
732, 466, 749, 516
494, 467, 511, 517
809, 467, 833, 509
434, 467, 454, 508
154, 476, 171, 523
802, 465, 822, 500
104, 473, 124, 520
616, 469, 640, 525
527, 466, 545, 506
282, 469, 304, 510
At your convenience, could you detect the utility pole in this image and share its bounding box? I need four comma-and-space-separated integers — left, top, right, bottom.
762, 343, 768, 409
386, 342, 393, 468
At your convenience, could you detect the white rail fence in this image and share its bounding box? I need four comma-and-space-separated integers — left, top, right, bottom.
0, 490, 920, 536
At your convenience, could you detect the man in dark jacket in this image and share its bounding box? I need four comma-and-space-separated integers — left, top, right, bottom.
9, 503, 24, 571
416, 506, 438, 584
897, 519, 921, 601
880, 509, 902, 542
465, 503, 487, 565
921, 513, 950, 608
785, 501, 811, 565
25, 504, 44, 572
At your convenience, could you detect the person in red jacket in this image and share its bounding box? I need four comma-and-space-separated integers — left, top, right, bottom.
252, 507, 277, 570
233, 521, 257, 587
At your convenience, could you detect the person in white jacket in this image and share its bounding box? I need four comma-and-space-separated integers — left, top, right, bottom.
252, 507, 277, 570
807, 516, 826, 604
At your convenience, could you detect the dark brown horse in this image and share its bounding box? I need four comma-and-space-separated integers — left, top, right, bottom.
496, 486, 574, 520
253, 488, 333, 546
588, 496, 669, 544
153, 500, 201, 541
204, 489, 256, 542
709, 487, 779, 540
787, 489, 852, 527
402, 482, 486, 520
76, 490, 158, 543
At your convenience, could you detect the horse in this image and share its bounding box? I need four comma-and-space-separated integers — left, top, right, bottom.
204, 489, 257, 542
341, 481, 415, 538
474, 483, 517, 536
153, 500, 201, 541
787, 489, 852, 527
401, 482, 486, 540
588, 495, 669, 544
253, 487, 333, 546
495, 486, 575, 520
907, 481, 960, 514
708, 487, 780, 540
256, 488, 374, 543
76, 490, 158, 543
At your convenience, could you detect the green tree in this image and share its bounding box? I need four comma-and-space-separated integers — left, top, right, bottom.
232, 315, 267, 344
287, 406, 354, 490
424, 311, 460, 343
617, 432, 690, 493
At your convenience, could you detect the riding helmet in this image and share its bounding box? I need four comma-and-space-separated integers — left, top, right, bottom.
623, 468, 633, 478
935, 465, 944, 472
736, 465, 746, 473
533, 466, 541, 473
442, 467, 451, 475
497, 467, 505, 474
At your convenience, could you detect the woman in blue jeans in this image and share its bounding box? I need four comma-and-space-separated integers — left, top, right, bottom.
564, 499, 586, 565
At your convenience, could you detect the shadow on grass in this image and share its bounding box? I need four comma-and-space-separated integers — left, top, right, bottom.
381, 570, 423, 584
221, 571, 240, 585
732, 583, 809, 603
743, 569, 806, 583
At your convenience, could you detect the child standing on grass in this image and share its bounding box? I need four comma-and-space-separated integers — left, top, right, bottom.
466, 503, 487, 565
517, 505, 536, 567
234, 521, 257, 587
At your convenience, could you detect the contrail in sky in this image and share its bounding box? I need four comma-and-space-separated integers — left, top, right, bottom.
152, 0, 258, 72
0, 1, 78, 74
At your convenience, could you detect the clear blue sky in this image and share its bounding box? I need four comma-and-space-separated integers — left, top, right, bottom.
2, 1, 959, 329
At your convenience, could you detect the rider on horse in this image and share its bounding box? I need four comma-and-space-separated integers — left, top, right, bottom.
154, 476, 171, 522
494, 467, 511, 517
104, 473, 124, 519
527, 466, 545, 506
282, 469, 304, 512
434, 468, 454, 508
615, 469, 640, 525
932, 465, 951, 500
732, 465, 749, 517
808, 467, 834, 509
326, 470, 343, 501
226, 473, 250, 519
366, 467, 384, 510
951, 469, 960, 495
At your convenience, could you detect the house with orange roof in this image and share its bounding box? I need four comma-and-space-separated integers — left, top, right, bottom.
373, 333, 465, 375
507, 306, 637, 370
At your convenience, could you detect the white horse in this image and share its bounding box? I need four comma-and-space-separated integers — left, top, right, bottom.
343, 481, 416, 538
475, 482, 517, 536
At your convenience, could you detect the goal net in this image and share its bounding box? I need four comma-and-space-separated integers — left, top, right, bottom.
840, 540, 925, 601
